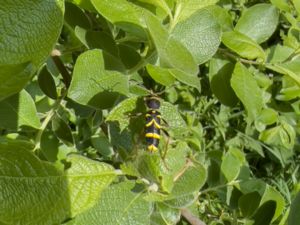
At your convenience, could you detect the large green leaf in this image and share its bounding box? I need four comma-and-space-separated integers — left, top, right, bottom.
222, 31, 266, 60
68, 49, 129, 109
69, 181, 152, 225
0, 90, 41, 130
231, 62, 264, 120
0, 146, 116, 225
0, 63, 35, 101
145, 13, 198, 75
171, 7, 222, 64
0, 1, 64, 99
91, 0, 146, 39
235, 4, 279, 44
175, 0, 219, 22
0, 0, 64, 65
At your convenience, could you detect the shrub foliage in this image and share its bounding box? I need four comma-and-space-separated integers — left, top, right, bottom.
0, 0, 300, 224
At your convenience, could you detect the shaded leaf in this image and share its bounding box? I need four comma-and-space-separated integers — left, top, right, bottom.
231, 62, 264, 120
38, 65, 57, 99
239, 192, 261, 217
91, 0, 147, 39
52, 113, 74, 146
68, 49, 129, 109
0, 90, 40, 130
0, 63, 35, 101
288, 191, 300, 225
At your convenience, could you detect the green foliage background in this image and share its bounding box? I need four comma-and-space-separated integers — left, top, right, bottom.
0, 0, 300, 224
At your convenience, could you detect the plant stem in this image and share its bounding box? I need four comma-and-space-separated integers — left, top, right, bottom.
217, 48, 262, 65
181, 208, 207, 225
51, 49, 71, 88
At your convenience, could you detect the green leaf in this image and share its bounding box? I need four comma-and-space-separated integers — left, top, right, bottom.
66, 0, 95, 12
66, 155, 117, 216
270, 0, 290, 12
252, 201, 276, 225
151, 203, 181, 225
0, 0, 64, 65
293, 0, 300, 14
231, 63, 264, 120
207, 5, 233, 32
221, 148, 244, 182
238, 192, 261, 217
106, 96, 140, 131
145, 13, 198, 75
38, 65, 57, 99
74, 28, 126, 72
172, 164, 206, 196
259, 122, 296, 149
0, 62, 35, 101
69, 181, 152, 225
0, 146, 116, 225
164, 163, 206, 208
169, 69, 201, 91
266, 63, 300, 87
222, 31, 266, 60
91, 0, 147, 39
40, 129, 60, 162
267, 45, 294, 63
260, 185, 285, 222
255, 108, 278, 131
68, 49, 129, 109
209, 57, 238, 106
160, 101, 188, 138
175, 0, 219, 22
288, 191, 300, 225
52, 113, 74, 146
65, 2, 92, 29
146, 64, 176, 86
171, 7, 222, 64
138, 0, 172, 16
235, 4, 279, 44
0, 90, 41, 130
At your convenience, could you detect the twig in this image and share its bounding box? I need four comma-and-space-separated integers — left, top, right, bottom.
217, 48, 262, 65
51, 49, 71, 88
181, 208, 207, 225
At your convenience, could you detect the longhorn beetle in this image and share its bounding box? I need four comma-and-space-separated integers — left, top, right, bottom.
144, 95, 162, 153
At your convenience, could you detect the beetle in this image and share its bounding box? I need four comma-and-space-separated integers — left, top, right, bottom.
144, 96, 162, 153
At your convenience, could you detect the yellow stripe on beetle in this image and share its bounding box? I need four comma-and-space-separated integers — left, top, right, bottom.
147, 144, 158, 152
145, 133, 160, 139
145, 119, 161, 129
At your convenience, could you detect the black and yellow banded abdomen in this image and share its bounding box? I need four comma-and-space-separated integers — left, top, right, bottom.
145, 96, 161, 153
145, 110, 161, 152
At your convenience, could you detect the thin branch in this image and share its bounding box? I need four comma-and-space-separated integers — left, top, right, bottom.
181, 208, 207, 225
217, 48, 262, 65
51, 49, 71, 88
